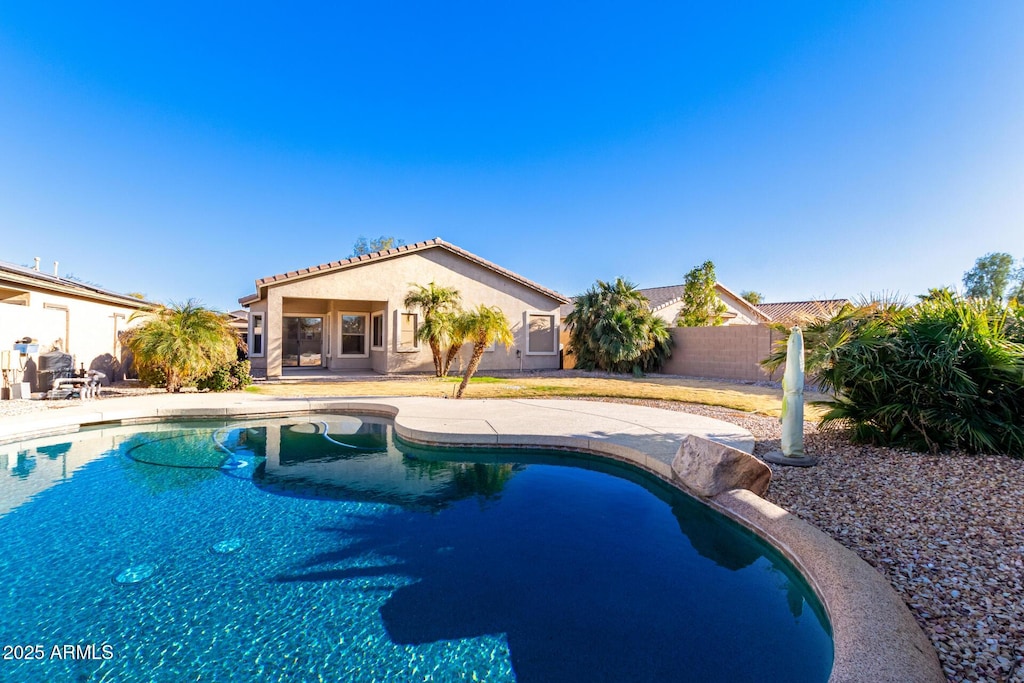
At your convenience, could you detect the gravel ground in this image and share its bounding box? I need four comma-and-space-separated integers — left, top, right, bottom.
3, 389, 1021, 681
0, 383, 165, 419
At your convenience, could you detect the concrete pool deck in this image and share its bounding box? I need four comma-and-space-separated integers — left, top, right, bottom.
0, 393, 942, 683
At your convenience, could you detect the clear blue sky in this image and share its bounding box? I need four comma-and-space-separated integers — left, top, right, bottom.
2, 2, 1022, 311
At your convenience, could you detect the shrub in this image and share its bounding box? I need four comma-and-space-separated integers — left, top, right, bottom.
125, 300, 239, 392
135, 363, 167, 388
764, 294, 1024, 456
197, 360, 253, 392
566, 278, 673, 375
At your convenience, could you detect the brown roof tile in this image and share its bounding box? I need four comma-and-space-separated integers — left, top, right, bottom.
244, 238, 569, 305
757, 299, 849, 321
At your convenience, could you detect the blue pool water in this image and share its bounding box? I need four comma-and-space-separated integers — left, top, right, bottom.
0, 415, 833, 682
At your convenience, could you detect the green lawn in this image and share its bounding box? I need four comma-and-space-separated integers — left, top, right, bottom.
248, 373, 829, 419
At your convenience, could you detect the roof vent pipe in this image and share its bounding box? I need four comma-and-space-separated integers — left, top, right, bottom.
54, 261, 59, 278
33, 257, 40, 271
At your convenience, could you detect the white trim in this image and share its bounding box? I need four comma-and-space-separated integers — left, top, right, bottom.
249, 312, 265, 357
338, 312, 370, 358
524, 310, 558, 356
43, 303, 71, 352
370, 311, 385, 350
325, 312, 332, 359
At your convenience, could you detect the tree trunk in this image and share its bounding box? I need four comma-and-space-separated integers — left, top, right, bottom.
442, 342, 464, 377
429, 340, 442, 377
165, 366, 178, 393
456, 343, 487, 399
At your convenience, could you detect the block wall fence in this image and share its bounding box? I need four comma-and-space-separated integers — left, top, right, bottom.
560, 325, 786, 382
658, 325, 785, 382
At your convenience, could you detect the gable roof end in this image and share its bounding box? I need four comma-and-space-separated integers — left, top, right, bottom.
240, 237, 569, 305
636, 283, 772, 322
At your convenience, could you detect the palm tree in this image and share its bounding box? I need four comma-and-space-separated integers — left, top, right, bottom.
565, 277, 673, 374
404, 282, 462, 376
442, 311, 473, 376
455, 305, 514, 399
126, 300, 238, 392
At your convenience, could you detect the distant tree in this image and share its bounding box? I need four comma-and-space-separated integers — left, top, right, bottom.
678, 261, 727, 326
127, 292, 147, 300
351, 235, 406, 257
963, 252, 1016, 302
125, 300, 238, 392
565, 278, 673, 375
740, 290, 764, 305
455, 305, 515, 399
1012, 265, 1024, 303
403, 282, 462, 377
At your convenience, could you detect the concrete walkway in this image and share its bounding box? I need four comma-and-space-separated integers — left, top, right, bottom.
0, 394, 755, 479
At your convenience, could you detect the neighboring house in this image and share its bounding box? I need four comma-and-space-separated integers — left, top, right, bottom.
639, 283, 771, 326
757, 299, 850, 325
0, 259, 151, 391
227, 309, 249, 344
557, 283, 770, 328
239, 238, 569, 378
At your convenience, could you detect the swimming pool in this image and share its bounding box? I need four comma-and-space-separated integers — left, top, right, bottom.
0, 414, 833, 682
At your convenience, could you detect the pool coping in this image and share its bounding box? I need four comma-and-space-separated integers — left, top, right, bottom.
0, 394, 943, 682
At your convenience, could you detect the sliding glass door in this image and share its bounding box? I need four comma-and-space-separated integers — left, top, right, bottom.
282, 317, 323, 367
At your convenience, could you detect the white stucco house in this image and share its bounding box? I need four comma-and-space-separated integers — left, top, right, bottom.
1, 259, 151, 393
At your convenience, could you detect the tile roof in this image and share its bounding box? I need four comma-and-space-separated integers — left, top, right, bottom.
757, 299, 850, 321
0, 260, 153, 308
241, 238, 569, 305
638, 284, 688, 311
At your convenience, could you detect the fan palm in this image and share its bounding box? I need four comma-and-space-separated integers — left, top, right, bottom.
565, 277, 673, 374
404, 282, 462, 376
763, 293, 1024, 455
126, 300, 238, 392
455, 305, 514, 399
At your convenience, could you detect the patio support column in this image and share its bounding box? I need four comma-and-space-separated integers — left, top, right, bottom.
266, 290, 283, 378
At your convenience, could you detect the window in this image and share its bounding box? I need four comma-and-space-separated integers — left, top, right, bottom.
526, 313, 556, 355
399, 312, 419, 350
340, 314, 367, 356
371, 312, 384, 350
250, 313, 265, 357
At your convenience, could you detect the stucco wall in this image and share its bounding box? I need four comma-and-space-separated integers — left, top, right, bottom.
0, 287, 144, 390
658, 325, 783, 382
248, 248, 562, 377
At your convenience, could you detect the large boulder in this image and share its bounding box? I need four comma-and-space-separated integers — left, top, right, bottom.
672, 434, 771, 498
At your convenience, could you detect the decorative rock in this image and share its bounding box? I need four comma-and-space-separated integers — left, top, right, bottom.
671, 433, 772, 498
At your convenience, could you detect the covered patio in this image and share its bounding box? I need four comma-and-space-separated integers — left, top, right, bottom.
240, 239, 568, 380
